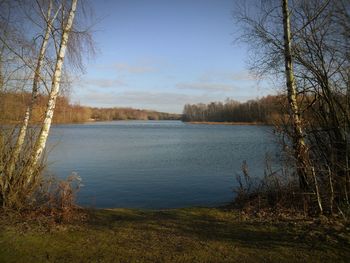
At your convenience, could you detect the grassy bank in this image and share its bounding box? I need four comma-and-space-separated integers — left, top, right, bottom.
0, 207, 349, 263
188, 121, 266, 125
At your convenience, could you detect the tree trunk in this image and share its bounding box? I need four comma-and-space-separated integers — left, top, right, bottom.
26, 0, 78, 185
5, 1, 54, 182
0, 47, 3, 91
282, 0, 309, 190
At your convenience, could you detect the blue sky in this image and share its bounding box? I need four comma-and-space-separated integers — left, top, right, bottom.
72, 0, 272, 113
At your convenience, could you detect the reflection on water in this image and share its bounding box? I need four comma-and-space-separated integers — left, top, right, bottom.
47, 121, 279, 208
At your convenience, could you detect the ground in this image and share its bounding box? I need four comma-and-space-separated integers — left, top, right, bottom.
0, 207, 349, 262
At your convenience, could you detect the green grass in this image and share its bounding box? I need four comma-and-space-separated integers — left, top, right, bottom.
0, 207, 349, 262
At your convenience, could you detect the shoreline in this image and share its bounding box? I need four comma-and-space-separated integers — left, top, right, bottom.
187, 121, 268, 126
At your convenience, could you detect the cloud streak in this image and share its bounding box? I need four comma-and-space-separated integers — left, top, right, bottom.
81, 78, 126, 88
227, 70, 259, 81
176, 82, 234, 92
198, 70, 259, 82
113, 63, 157, 74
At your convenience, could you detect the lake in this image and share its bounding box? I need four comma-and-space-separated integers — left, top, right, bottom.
47, 121, 279, 209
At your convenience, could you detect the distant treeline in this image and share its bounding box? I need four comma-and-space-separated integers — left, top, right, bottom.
182, 96, 283, 124
90, 107, 180, 121
0, 92, 181, 124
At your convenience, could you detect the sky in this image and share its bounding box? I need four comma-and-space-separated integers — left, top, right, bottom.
72, 0, 272, 113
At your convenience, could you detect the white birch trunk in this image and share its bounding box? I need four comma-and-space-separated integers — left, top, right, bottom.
6, 1, 54, 181
282, 0, 309, 189
27, 0, 78, 184
0, 49, 3, 91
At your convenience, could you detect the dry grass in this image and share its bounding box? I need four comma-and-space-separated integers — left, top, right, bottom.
0, 207, 349, 263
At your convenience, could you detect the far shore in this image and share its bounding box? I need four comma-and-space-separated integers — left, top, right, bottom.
188, 121, 268, 126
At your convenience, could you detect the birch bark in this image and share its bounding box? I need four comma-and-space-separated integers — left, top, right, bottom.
27, 0, 78, 184
6, 1, 54, 182
282, 0, 310, 189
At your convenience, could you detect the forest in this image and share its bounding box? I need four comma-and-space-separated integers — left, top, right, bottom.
182, 95, 282, 124
0, 92, 180, 124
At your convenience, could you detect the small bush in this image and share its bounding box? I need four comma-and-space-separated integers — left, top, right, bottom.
0, 126, 45, 210
233, 159, 311, 218
35, 173, 83, 223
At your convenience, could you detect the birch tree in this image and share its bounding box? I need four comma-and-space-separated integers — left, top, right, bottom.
233, 0, 311, 189
5, 0, 58, 186
281, 0, 310, 190
26, 0, 78, 184
233, 0, 349, 214
0, 0, 90, 208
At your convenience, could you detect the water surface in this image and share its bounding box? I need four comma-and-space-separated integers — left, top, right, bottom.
48, 121, 279, 208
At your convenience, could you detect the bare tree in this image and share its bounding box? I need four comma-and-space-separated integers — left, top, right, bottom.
233, 0, 349, 214
291, 0, 350, 213
0, 0, 93, 209
26, 0, 78, 182
5, 0, 59, 186
282, 0, 310, 190
233, 0, 311, 189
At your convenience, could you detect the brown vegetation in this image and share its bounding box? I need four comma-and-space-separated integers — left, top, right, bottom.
189, 121, 264, 125
182, 95, 283, 124
90, 106, 180, 121
0, 91, 180, 124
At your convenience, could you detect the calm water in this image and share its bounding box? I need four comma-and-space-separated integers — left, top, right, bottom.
47, 121, 279, 209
